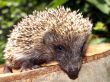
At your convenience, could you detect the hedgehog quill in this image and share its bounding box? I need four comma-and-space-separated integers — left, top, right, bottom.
3, 7, 92, 79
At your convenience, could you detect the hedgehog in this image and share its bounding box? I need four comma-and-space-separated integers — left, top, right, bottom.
3, 7, 92, 79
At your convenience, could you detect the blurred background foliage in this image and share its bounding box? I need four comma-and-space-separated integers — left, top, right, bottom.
0, 0, 110, 64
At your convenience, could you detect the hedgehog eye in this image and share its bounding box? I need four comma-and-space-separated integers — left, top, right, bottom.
54, 45, 65, 52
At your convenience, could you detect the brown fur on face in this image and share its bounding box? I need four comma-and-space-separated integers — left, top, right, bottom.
43, 29, 90, 79
4, 7, 92, 79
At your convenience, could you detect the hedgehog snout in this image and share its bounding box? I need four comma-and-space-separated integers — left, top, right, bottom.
62, 61, 81, 80
67, 68, 79, 79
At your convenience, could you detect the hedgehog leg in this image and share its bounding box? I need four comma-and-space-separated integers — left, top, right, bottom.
3, 65, 13, 73
20, 60, 33, 72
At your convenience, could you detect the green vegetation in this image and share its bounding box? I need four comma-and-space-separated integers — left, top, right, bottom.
0, 0, 110, 64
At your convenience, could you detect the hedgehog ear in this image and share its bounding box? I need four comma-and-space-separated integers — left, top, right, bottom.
43, 32, 54, 45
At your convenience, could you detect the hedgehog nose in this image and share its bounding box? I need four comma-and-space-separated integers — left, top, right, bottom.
67, 68, 79, 79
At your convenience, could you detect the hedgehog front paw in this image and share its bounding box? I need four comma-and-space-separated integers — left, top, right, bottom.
20, 67, 31, 72
32, 65, 40, 69
20, 65, 40, 72
20, 61, 40, 72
